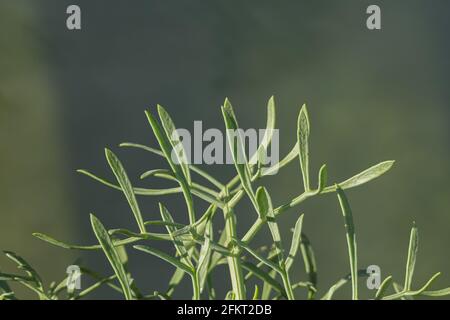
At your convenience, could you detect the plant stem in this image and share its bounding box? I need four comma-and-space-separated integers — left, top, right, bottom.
191, 274, 201, 300
213, 176, 317, 300
240, 191, 315, 247
281, 270, 295, 300
180, 180, 196, 224
336, 187, 358, 300
222, 190, 246, 300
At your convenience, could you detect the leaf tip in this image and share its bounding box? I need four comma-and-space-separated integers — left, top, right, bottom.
89, 213, 98, 224
104, 147, 114, 159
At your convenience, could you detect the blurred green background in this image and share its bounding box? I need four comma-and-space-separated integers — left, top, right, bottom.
1, 0, 449, 299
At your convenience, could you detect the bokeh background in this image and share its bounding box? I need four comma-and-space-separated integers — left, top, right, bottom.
1, 0, 449, 299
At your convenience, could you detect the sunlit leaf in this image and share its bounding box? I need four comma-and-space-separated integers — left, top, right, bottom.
285, 214, 304, 271
404, 222, 419, 291
104, 149, 146, 233
90, 214, 133, 300
157, 104, 192, 184
322, 161, 395, 193
249, 96, 276, 166
134, 245, 192, 275
336, 186, 358, 300
221, 99, 258, 212
297, 104, 310, 191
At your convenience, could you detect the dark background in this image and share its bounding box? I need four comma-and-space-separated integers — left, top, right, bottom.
1, 0, 449, 299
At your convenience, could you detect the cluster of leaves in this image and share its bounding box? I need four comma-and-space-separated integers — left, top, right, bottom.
1, 97, 450, 300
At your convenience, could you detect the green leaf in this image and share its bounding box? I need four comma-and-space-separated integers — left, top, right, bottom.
33, 232, 141, 251
260, 188, 284, 266
196, 221, 212, 293
382, 273, 442, 300
3, 251, 43, 292
77, 169, 182, 195
422, 287, 450, 297
322, 269, 368, 300
221, 99, 258, 212
144, 220, 186, 229
152, 291, 171, 300
317, 164, 327, 194
159, 204, 194, 268
81, 164, 215, 207
261, 269, 278, 300
108, 228, 177, 241
104, 148, 146, 233
252, 285, 260, 300
140, 169, 222, 203
145, 109, 189, 185
236, 240, 281, 273
336, 186, 358, 300
0, 271, 15, 299
0, 292, 15, 300
255, 186, 272, 220
244, 247, 277, 281
90, 214, 133, 300
297, 104, 310, 191
116, 244, 129, 268
140, 168, 173, 180
166, 267, 186, 297
300, 233, 317, 299
404, 222, 419, 291
241, 262, 284, 296
322, 161, 395, 193
375, 275, 393, 300
225, 291, 235, 300
0, 272, 45, 299
119, 142, 224, 189
145, 109, 196, 224
285, 214, 304, 271
75, 274, 117, 299
119, 142, 163, 156
157, 104, 192, 184
79, 267, 123, 294
249, 96, 276, 166
190, 189, 224, 208
407, 272, 440, 296
133, 245, 193, 275
172, 203, 217, 237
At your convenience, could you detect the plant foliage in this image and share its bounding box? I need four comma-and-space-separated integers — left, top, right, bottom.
1, 97, 449, 300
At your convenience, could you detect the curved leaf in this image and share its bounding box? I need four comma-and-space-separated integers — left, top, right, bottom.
286, 214, 304, 271
134, 245, 192, 275
404, 222, 419, 291
157, 105, 191, 184
336, 186, 358, 300
297, 104, 310, 191
77, 169, 182, 195
221, 99, 258, 212
322, 161, 395, 193
33, 232, 141, 251
105, 148, 146, 233
90, 214, 133, 300
249, 96, 276, 166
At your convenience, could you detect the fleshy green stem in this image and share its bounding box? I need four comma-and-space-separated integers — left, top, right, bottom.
222, 190, 246, 300
191, 274, 201, 300
281, 270, 295, 300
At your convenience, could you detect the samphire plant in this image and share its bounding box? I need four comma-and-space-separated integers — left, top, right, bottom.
1, 97, 449, 300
